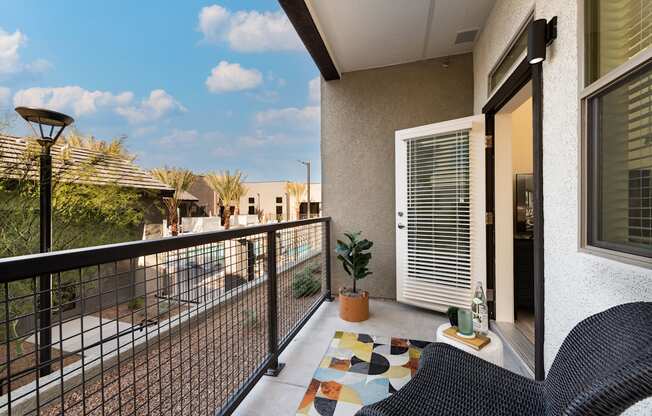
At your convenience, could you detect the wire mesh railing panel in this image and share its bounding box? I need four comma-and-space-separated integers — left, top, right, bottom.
276, 222, 325, 346
0, 218, 330, 416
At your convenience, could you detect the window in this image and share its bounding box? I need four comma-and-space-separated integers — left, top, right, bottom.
248, 205, 256, 215
248, 197, 255, 204
583, 0, 652, 261
275, 206, 283, 215
275, 196, 283, 203
584, 0, 652, 86
488, 12, 533, 94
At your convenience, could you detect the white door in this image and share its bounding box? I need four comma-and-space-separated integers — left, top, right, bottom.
396, 116, 486, 312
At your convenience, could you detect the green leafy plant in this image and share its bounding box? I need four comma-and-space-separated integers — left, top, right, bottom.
335, 232, 373, 294
0, 133, 147, 363
128, 296, 145, 310
243, 309, 259, 329
292, 266, 321, 298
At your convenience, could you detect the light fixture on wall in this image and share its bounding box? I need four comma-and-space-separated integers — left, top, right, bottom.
527, 17, 557, 65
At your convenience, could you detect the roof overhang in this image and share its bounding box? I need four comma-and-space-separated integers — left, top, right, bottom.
280, 0, 496, 80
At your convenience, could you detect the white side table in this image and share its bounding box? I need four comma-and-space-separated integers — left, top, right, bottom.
435, 323, 504, 367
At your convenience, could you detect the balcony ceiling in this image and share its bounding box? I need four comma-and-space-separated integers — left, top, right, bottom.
305, 0, 496, 74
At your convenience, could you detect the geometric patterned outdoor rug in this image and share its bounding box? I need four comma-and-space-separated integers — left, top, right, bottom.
295, 331, 431, 415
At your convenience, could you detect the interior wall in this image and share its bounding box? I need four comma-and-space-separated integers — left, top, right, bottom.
321, 54, 474, 299
475, 4, 652, 413
511, 98, 533, 179
495, 96, 533, 323
494, 113, 515, 322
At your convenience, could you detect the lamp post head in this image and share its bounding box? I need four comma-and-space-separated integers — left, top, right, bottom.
15, 107, 74, 147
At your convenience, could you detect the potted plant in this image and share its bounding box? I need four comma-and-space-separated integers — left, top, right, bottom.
335, 231, 373, 322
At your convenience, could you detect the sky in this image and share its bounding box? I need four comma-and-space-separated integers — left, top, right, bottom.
0, 1, 321, 181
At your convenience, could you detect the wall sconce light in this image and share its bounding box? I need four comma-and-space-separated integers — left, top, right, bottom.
528, 17, 557, 64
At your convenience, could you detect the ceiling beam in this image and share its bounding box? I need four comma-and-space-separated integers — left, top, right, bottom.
278, 0, 340, 81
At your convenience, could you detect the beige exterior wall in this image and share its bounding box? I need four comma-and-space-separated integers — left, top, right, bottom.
238, 181, 322, 222
475, 4, 652, 412
322, 54, 474, 299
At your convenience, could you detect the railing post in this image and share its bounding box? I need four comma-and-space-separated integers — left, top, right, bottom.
246, 239, 255, 282
324, 220, 334, 302
265, 230, 284, 376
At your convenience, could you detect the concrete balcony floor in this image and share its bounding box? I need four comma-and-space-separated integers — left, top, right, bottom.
234, 299, 530, 415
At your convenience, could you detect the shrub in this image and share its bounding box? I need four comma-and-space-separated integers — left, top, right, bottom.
128, 296, 145, 310
292, 267, 321, 298
243, 309, 259, 329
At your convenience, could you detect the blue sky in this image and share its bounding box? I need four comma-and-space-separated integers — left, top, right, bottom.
0, 1, 320, 181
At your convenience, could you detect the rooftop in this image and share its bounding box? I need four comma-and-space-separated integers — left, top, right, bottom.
0, 134, 173, 194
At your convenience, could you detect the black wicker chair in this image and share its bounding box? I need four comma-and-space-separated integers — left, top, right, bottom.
356, 302, 652, 416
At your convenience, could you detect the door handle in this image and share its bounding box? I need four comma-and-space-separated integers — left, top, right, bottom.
397, 224, 406, 229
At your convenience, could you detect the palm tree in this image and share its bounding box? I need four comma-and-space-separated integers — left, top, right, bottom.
233, 179, 247, 215
286, 182, 306, 220
151, 167, 196, 235
204, 170, 247, 229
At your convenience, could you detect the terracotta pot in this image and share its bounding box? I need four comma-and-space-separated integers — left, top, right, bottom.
339, 289, 369, 322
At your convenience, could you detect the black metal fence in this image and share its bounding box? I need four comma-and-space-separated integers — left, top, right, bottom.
0, 217, 331, 415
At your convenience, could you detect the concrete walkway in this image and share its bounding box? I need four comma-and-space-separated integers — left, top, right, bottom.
26, 315, 134, 358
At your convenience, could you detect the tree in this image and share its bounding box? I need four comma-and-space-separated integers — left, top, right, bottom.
286, 182, 305, 221
204, 170, 247, 230
150, 167, 196, 235
0, 132, 149, 360
0, 134, 146, 257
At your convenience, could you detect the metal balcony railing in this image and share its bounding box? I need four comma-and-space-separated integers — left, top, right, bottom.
0, 217, 332, 415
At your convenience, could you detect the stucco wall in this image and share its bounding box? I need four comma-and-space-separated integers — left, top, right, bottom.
237, 181, 322, 221
321, 54, 474, 299
475, 1, 651, 413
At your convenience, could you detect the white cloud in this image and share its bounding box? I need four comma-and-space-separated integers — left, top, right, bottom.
13, 86, 185, 125
308, 77, 320, 103
25, 59, 53, 74
0, 87, 10, 107
206, 61, 262, 93
116, 89, 186, 124
198, 5, 302, 52
156, 128, 200, 146
198, 5, 230, 43
255, 106, 319, 128
0, 28, 26, 74
212, 146, 236, 158
0, 27, 52, 75
253, 90, 279, 103
238, 130, 290, 147
13, 86, 133, 117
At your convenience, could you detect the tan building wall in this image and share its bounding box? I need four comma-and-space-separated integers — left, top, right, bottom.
238, 181, 322, 222
189, 176, 219, 216
321, 54, 474, 299
475, 5, 652, 410
189, 178, 321, 222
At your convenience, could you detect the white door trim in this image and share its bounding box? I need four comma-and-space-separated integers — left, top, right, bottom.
395, 115, 486, 312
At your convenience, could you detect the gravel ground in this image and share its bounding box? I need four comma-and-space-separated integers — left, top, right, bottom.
26, 258, 323, 416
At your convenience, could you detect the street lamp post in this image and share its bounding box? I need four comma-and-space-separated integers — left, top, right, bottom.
298, 160, 310, 219
15, 107, 74, 376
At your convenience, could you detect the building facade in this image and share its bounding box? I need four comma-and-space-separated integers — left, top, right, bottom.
284, 1, 652, 409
